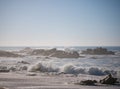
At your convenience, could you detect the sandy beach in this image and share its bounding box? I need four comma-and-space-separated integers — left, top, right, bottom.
0, 47, 120, 89
0, 72, 119, 89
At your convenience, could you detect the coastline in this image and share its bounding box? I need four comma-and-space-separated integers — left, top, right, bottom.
0, 47, 120, 89
0, 72, 120, 89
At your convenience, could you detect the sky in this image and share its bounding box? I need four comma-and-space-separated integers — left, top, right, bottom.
0, 0, 120, 46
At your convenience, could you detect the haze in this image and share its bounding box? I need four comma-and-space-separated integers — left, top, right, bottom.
0, 0, 120, 46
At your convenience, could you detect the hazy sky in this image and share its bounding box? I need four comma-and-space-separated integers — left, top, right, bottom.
0, 0, 120, 46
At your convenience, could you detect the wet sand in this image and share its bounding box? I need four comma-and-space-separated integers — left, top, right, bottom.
0, 72, 119, 89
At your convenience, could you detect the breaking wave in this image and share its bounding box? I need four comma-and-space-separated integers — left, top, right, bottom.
0, 61, 119, 77
27, 62, 119, 76
60, 64, 86, 74
28, 61, 59, 72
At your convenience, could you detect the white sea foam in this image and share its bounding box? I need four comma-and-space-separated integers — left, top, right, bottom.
28, 61, 59, 72
60, 63, 86, 74
27, 61, 119, 77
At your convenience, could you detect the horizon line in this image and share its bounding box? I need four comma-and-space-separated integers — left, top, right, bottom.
0, 45, 120, 47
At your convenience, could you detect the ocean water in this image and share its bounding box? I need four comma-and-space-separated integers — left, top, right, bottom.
0, 46, 120, 77
0, 46, 120, 51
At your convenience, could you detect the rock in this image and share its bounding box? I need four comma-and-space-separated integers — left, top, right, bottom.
9, 67, 16, 71
91, 56, 97, 59
0, 50, 22, 57
0, 66, 10, 72
44, 56, 50, 59
19, 47, 33, 54
100, 74, 118, 84
50, 51, 79, 58
19, 66, 28, 70
18, 61, 30, 64
80, 80, 97, 85
30, 48, 80, 58
81, 47, 114, 55
0, 69, 9, 72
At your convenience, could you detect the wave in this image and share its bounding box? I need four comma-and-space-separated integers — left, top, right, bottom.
27, 61, 59, 72
88, 67, 117, 75
60, 64, 118, 76
60, 64, 86, 74
0, 60, 119, 77
27, 62, 119, 77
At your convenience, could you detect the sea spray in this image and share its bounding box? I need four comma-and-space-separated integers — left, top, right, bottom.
27, 61, 118, 76
27, 61, 59, 72
60, 64, 76, 74
60, 63, 86, 74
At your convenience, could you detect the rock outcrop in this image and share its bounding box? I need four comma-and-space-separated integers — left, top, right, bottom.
0, 66, 9, 72
81, 47, 114, 55
100, 74, 118, 84
79, 80, 97, 85
0, 50, 22, 57
19, 47, 33, 54
30, 48, 79, 58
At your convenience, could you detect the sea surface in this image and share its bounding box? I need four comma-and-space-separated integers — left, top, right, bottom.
0, 46, 120, 78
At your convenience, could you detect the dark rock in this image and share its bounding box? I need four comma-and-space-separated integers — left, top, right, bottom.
81, 47, 114, 55
0, 69, 9, 72
9, 67, 16, 71
23, 47, 31, 51
19, 66, 28, 70
30, 48, 80, 58
50, 51, 79, 58
100, 74, 118, 84
80, 80, 97, 85
18, 61, 30, 64
30, 49, 48, 55
44, 56, 50, 59
93, 80, 97, 83
0, 50, 22, 57
0, 66, 9, 72
19, 47, 33, 54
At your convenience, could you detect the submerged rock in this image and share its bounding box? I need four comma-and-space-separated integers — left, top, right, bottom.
100, 74, 118, 84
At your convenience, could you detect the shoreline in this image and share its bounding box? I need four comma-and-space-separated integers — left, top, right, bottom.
0, 72, 120, 89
